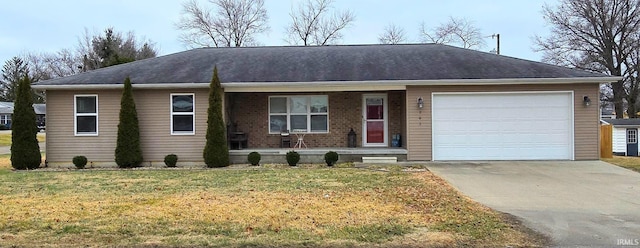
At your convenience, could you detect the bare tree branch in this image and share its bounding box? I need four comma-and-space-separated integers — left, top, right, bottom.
534, 0, 640, 117
420, 17, 486, 49
378, 23, 406, 44
176, 0, 269, 48
286, 0, 355, 46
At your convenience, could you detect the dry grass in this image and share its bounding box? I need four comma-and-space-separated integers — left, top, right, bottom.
0, 162, 546, 247
0, 132, 46, 146
602, 156, 640, 172
0, 155, 11, 170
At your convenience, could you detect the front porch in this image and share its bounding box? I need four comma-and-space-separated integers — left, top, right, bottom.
226, 91, 406, 149
229, 147, 408, 164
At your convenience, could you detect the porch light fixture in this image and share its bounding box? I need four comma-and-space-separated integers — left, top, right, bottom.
417, 97, 424, 109
583, 96, 591, 106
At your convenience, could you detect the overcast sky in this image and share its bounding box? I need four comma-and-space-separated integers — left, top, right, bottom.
0, 0, 556, 66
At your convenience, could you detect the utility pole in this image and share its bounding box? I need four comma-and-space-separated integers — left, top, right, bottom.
491, 33, 500, 55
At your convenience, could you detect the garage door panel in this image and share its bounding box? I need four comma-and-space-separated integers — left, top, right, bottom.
432, 92, 573, 160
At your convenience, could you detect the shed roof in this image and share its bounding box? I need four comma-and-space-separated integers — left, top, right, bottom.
603, 118, 640, 126
34, 43, 615, 88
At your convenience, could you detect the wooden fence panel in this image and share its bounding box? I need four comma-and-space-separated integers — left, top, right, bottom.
600, 124, 613, 158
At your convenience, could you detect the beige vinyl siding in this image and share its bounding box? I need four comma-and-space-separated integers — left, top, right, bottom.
46, 89, 210, 165
46, 90, 121, 163
406, 88, 431, 160
136, 89, 208, 163
572, 84, 600, 160
405, 83, 600, 161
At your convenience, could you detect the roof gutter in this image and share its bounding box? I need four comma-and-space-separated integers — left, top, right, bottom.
222, 76, 621, 92
32, 76, 621, 91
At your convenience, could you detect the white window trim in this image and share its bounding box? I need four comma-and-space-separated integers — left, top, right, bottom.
268, 95, 329, 134
170, 93, 195, 135
74, 94, 99, 136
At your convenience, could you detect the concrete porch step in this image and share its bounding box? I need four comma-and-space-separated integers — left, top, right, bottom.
362, 156, 398, 163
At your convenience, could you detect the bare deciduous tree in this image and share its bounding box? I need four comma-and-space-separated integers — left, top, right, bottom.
378, 23, 406, 45
20, 27, 157, 81
286, 0, 355, 46
420, 17, 486, 49
534, 0, 640, 118
176, 0, 269, 48
623, 34, 640, 116
25, 50, 79, 80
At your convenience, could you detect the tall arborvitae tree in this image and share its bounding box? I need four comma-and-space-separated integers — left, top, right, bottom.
203, 66, 229, 167
115, 77, 142, 168
10, 74, 41, 170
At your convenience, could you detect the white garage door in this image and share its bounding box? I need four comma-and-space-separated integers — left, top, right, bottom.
432, 92, 573, 160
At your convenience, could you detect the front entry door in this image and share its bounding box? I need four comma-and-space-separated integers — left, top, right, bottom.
627, 128, 638, 156
363, 94, 388, 147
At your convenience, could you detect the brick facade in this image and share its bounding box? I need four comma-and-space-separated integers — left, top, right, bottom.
230, 91, 406, 148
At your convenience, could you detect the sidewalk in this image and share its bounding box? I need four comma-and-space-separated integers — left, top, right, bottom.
0, 142, 46, 155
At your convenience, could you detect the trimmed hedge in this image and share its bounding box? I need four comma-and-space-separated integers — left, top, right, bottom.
164, 154, 178, 167
72, 156, 88, 169
286, 151, 300, 166
248, 152, 261, 166
324, 151, 339, 166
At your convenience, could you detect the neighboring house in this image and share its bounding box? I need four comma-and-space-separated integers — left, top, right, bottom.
0, 102, 14, 128
601, 119, 640, 156
34, 104, 47, 130
600, 102, 616, 119
32, 44, 619, 167
0, 102, 45, 130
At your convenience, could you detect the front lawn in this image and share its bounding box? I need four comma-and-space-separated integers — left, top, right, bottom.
0, 160, 546, 247
0, 132, 46, 146
603, 156, 640, 172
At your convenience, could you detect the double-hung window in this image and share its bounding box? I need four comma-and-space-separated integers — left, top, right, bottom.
75, 95, 98, 136
269, 95, 328, 133
171, 93, 195, 135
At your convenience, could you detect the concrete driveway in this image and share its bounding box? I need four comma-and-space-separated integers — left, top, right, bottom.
427, 161, 640, 247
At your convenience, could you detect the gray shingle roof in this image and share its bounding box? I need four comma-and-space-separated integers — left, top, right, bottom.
603, 118, 640, 126
34, 43, 611, 86
0, 102, 14, 114
33, 104, 46, 115
0, 102, 46, 115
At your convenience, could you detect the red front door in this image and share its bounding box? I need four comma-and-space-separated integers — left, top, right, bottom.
363, 94, 387, 147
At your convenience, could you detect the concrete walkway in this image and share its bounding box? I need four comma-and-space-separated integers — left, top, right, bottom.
0, 143, 45, 155
427, 161, 640, 247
